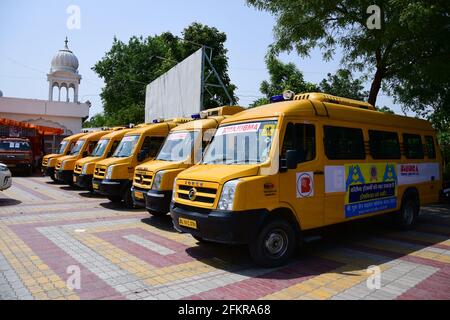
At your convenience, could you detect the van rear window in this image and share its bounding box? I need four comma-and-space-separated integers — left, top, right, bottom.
324, 126, 365, 160
369, 130, 401, 159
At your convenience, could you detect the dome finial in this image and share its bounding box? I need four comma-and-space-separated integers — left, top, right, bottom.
64, 36, 69, 49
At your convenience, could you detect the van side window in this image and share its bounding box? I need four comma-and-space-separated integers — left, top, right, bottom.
324, 126, 365, 160
403, 134, 424, 159
140, 136, 165, 158
281, 123, 316, 162
369, 130, 401, 159
425, 136, 436, 159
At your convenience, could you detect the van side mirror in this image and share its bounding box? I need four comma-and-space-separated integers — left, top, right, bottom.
286, 150, 299, 170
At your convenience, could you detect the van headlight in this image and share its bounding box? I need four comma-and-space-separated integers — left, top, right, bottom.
172, 178, 178, 201
61, 160, 67, 170
151, 171, 166, 190
218, 179, 240, 211
82, 164, 89, 174
105, 166, 114, 180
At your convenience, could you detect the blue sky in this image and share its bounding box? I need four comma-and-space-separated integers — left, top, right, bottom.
0, 0, 403, 118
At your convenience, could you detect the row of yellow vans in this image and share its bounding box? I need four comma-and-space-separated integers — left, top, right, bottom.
42, 93, 444, 267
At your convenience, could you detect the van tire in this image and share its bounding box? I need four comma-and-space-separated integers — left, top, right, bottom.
249, 218, 296, 268
123, 188, 135, 209
107, 196, 122, 203
395, 191, 420, 230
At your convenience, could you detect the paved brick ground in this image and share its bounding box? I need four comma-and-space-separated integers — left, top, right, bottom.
0, 176, 449, 300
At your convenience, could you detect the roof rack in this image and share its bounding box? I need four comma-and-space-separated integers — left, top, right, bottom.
293, 92, 376, 111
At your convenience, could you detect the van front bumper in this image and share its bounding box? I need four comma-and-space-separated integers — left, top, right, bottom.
42, 166, 55, 177
131, 186, 148, 207
55, 170, 73, 184
170, 203, 268, 244
92, 178, 129, 196
74, 173, 93, 190
146, 189, 172, 214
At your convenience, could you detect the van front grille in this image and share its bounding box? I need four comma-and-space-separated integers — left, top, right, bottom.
175, 180, 219, 208
74, 164, 83, 174
94, 166, 106, 179
134, 171, 153, 188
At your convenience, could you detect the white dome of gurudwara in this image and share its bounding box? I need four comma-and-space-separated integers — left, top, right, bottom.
50, 37, 79, 73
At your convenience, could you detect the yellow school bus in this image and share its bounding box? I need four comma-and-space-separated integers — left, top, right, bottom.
131, 106, 244, 215
170, 92, 443, 267
73, 128, 133, 190
42, 132, 87, 181
92, 119, 190, 208
55, 130, 112, 185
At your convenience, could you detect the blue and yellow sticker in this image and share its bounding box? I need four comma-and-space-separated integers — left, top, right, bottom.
345, 163, 398, 218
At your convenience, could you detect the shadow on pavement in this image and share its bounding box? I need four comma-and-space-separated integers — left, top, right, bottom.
182, 205, 450, 280
0, 198, 22, 206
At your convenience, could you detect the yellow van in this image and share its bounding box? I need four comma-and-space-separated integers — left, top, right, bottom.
92, 119, 190, 208
131, 106, 244, 215
73, 128, 133, 190
170, 92, 443, 267
55, 130, 112, 185
42, 132, 87, 181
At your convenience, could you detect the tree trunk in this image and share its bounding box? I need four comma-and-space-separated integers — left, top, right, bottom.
368, 67, 383, 107
368, 48, 385, 107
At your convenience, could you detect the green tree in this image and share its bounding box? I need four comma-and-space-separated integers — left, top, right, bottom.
319, 69, 368, 101
250, 55, 318, 107
250, 56, 368, 107
247, 0, 450, 125
182, 23, 237, 108
89, 23, 237, 127
377, 106, 395, 114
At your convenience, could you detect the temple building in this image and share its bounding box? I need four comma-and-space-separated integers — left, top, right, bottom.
0, 38, 90, 151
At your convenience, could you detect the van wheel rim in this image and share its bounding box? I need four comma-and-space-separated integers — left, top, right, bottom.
264, 229, 288, 258
404, 202, 415, 225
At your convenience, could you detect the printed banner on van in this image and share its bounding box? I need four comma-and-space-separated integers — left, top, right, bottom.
345, 163, 398, 218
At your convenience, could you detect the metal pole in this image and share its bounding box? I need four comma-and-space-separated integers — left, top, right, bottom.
204, 52, 233, 105
200, 47, 206, 111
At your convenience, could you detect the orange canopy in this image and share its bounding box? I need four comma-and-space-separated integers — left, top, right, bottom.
0, 118, 64, 136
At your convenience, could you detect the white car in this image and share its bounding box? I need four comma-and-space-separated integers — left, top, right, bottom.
0, 163, 12, 191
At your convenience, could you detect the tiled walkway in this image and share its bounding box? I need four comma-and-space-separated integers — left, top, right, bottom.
0, 177, 449, 300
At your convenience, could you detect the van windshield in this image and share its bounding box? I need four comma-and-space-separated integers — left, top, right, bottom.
58, 140, 69, 154
203, 120, 277, 165
91, 139, 109, 157
70, 140, 85, 155
0, 140, 31, 151
113, 135, 140, 158
156, 131, 199, 162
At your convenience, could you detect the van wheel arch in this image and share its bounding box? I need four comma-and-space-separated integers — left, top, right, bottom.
265, 207, 302, 240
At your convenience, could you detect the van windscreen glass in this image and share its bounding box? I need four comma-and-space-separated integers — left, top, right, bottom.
0, 141, 31, 151
203, 121, 277, 165
58, 140, 69, 154
70, 140, 85, 155
91, 139, 109, 157
113, 135, 140, 158
157, 131, 199, 162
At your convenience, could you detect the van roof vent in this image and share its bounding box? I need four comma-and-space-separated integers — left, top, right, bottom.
293, 92, 376, 111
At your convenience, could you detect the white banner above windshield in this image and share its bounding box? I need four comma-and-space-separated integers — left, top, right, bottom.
216, 123, 261, 136
167, 132, 188, 141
